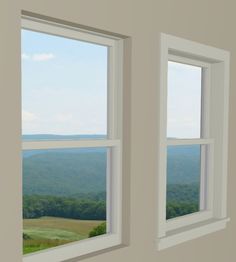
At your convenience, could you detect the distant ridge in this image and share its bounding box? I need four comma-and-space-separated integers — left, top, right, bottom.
23, 148, 107, 196
22, 134, 106, 141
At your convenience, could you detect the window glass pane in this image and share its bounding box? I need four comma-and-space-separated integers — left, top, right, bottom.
23, 147, 108, 254
21, 29, 108, 140
167, 61, 202, 139
166, 145, 201, 219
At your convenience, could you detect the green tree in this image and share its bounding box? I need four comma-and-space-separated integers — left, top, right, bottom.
89, 222, 106, 238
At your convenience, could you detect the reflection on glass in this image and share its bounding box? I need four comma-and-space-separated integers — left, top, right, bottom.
23, 148, 107, 254
166, 145, 201, 219
21, 29, 108, 137
167, 61, 202, 139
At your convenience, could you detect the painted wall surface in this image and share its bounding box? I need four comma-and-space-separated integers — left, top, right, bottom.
0, 0, 235, 261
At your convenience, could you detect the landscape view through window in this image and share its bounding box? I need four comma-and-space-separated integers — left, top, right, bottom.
21, 28, 203, 254
166, 61, 202, 220
22, 29, 108, 254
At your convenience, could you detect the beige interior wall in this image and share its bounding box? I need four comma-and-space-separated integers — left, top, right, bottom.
0, 1, 22, 261
0, 0, 235, 261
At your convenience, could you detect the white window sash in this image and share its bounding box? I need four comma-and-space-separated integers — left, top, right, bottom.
22, 139, 120, 150
166, 138, 213, 146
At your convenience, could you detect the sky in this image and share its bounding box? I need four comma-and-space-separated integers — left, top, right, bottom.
21, 29, 108, 135
167, 61, 202, 139
21, 29, 202, 138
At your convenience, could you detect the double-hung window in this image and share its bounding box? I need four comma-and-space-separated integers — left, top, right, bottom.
21, 16, 123, 262
157, 33, 230, 249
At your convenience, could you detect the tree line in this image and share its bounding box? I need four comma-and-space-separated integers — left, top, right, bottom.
166, 183, 199, 219
23, 195, 106, 220
166, 201, 198, 219
24, 195, 198, 221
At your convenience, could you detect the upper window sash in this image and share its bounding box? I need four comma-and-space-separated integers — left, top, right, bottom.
21, 16, 123, 143
167, 55, 211, 141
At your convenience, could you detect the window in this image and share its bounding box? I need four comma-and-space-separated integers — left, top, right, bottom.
21, 16, 123, 262
157, 33, 230, 250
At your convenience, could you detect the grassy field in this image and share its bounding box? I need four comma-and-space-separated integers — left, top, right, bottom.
23, 217, 104, 255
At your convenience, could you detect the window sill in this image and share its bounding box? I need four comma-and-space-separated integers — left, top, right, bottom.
157, 217, 230, 250
23, 233, 122, 262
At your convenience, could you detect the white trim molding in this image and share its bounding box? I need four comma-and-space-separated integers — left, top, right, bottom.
23, 234, 122, 262
158, 218, 230, 250
157, 33, 230, 249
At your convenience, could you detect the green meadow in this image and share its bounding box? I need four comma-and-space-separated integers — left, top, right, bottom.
23, 217, 104, 255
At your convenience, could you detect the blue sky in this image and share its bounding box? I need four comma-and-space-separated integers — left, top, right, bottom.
22, 29, 202, 138
21, 29, 108, 135
167, 61, 202, 139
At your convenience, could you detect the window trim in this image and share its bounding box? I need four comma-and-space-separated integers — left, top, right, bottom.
157, 33, 230, 250
22, 16, 124, 262
21, 16, 120, 47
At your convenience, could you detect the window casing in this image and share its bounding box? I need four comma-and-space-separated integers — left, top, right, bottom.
157, 33, 230, 250
22, 16, 124, 262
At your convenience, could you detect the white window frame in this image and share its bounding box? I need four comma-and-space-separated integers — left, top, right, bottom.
157, 33, 230, 250
21, 16, 124, 262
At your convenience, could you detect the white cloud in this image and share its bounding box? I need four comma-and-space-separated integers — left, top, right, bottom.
32, 53, 55, 61
21, 53, 55, 62
22, 110, 38, 122
22, 53, 30, 60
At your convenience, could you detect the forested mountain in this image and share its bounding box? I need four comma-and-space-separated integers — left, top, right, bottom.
167, 145, 200, 184
23, 135, 201, 220
23, 149, 107, 196
166, 145, 200, 218
23, 136, 200, 196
